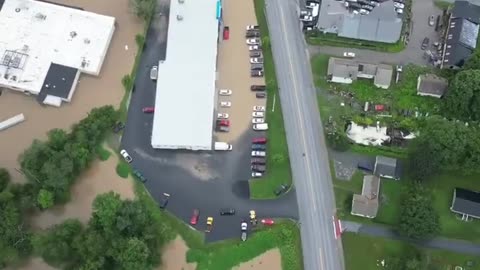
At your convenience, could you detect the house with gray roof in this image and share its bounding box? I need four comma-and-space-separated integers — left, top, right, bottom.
451, 187, 480, 220
417, 74, 448, 98
317, 0, 403, 43
374, 155, 400, 180
442, 0, 480, 69
327, 58, 393, 88
373, 65, 393, 89
351, 175, 381, 218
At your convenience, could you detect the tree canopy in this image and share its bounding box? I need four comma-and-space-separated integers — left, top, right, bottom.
443, 69, 480, 121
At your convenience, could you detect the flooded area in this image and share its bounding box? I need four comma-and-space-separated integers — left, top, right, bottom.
0, 0, 143, 183
232, 249, 282, 270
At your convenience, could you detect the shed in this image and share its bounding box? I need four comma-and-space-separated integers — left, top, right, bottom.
374, 155, 400, 180
451, 188, 480, 220
417, 74, 448, 98
373, 64, 393, 89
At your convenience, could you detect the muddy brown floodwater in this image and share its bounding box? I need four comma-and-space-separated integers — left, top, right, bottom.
0, 0, 143, 183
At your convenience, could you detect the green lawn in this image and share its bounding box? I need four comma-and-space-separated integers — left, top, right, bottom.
434, 0, 452, 10
343, 233, 480, 270
96, 145, 111, 161
249, 0, 292, 199
306, 32, 405, 53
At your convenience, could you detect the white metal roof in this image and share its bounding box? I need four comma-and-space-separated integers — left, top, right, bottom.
151, 0, 219, 150
0, 0, 115, 94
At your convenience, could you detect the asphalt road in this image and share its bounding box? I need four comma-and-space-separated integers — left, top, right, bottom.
265, 0, 345, 269
121, 0, 298, 242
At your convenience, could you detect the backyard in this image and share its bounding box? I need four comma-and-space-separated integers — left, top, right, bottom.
343, 233, 480, 270
249, 0, 292, 199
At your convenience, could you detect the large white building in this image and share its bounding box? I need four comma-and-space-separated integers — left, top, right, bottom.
0, 0, 115, 106
151, 0, 221, 150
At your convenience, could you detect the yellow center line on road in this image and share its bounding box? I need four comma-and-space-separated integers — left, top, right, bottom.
277, 2, 327, 269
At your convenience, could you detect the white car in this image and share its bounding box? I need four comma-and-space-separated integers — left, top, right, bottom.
246, 38, 261, 45
343, 52, 355, 58
219, 89, 232, 96
252, 111, 265, 117
253, 106, 266, 112
300, 15, 313, 21
306, 2, 318, 8
252, 172, 263, 178
251, 151, 266, 157
395, 8, 403, 14
217, 113, 229, 119
250, 58, 264, 64
252, 118, 265, 124
300, 10, 311, 15
220, 101, 231, 107
249, 45, 261, 51
150, 66, 158, 81
394, 2, 404, 8
246, 25, 259, 30
120, 149, 132, 163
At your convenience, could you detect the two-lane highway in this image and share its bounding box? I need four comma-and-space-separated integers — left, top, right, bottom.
264, 0, 345, 269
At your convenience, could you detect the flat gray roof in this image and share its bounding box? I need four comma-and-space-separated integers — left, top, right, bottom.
151, 0, 219, 150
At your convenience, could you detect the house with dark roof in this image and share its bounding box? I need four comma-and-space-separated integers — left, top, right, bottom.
451, 188, 480, 220
374, 155, 400, 180
327, 58, 393, 88
442, 0, 480, 69
351, 175, 381, 218
416, 74, 448, 98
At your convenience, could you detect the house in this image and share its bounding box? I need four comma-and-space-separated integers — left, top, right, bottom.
450, 188, 480, 220
373, 64, 393, 89
351, 175, 381, 218
441, 0, 480, 69
374, 155, 400, 180
317, 0, 403, 43
417, 74, 448, 98
327, 58, 393, 88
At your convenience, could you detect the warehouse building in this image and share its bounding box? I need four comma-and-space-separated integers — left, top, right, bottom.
0, 0, 115, 107
151, 0, 221, 150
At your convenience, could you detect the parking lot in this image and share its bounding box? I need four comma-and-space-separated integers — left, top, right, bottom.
215, 0, 266, 143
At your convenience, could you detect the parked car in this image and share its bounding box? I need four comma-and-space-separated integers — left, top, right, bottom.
300, 15, 313, 21
357, 161, 374, 172
246, 25, 259, 30
190, 209, 200, 225
421, 37, 429, 50
396, 65, 403, 72
219, 89, 232, 96
252, 118, 265, 124
252, 144, 267, 151
256, 92, 266, 98
220, 101, 231, 107
159, 193, 170, 209
113, 121, 125, 133
251, 157, 266, 165
251, 151, 266, 157
223, 26, 230, 40
274, 184, 289, 196
251, 64, 264, 71
253, 106, 266, 112
428, 15, 435, 26
251, 85, 266, 91
253, 123, 268, 131
120, 149, 132, 163
306, 2, 319, 8
250, 51, 263, 58
132, 169, 147, 183
217, 119, 230, 127
220, 208, 236, 215
245, 31, 261, 38
300, 10, 311, 15
246, 38, 261, 45
142, 107, 154, 113
250, 57, 264, 64
249, 45, 262, 51
393, 2, 404, 8
150, 66, 158, 80
252, 137, 267, 144
252, 111, 265, 117
261, 218, 275, 226
251, 70, 264, 77
343, 52, 355, 58
216, 125, 230, 132
251, 164, 266, 172
252, 172, 263, 178
217, 113, 229, 119
395, 8, 403, 14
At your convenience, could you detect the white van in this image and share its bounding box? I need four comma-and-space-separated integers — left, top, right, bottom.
253, 123, 268, 131
214, 142, 233, 151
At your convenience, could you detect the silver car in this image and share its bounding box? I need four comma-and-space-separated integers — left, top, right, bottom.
150, 66, 158, 81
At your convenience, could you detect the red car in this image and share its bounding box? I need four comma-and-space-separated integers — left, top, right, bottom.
142, 107, 155, 113
217, 119, 230, 127
252, 137, 267, 144
223, 26, 230, 40
261, 218, 275, 226
190, 209, 200, 225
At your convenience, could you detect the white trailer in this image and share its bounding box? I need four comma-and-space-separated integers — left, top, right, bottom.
0, 113, 25, 131
214, 142, 233, 151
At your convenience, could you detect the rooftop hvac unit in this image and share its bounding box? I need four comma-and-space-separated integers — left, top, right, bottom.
177, 15, 183, 21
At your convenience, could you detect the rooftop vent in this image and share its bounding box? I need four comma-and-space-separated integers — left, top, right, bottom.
84, 38, 91, 44
177, 15, 183, 21
35, 13, 46, 20
179, 0, 185, 3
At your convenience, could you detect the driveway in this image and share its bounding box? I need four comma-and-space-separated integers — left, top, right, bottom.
308, 0, 443, 66
121, 0, 298, 242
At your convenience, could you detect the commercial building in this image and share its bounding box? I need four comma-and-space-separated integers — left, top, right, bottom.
0, 0, 115, 106
151, 0, 221, 150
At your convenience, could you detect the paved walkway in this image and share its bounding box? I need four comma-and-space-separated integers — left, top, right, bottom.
342, 220, 480, 256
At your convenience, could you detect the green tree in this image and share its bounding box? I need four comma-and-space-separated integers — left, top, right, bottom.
443, 69, 480, 121
37, 189, 54, 209
129, 0, 155, 21
114, 238, 150, 270
398, 184, 440, 240
327, 131, 350, 151
91, 192, 123, 234
408, 139, 440, 181
463, 50, 480, 70
0, 168, 10, 192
